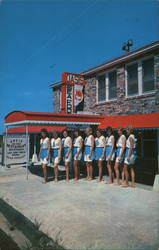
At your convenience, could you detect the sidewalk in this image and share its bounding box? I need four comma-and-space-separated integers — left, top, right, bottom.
0, 164, 159, 250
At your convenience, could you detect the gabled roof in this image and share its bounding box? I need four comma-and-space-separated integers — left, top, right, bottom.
49, 40, 159, 87
82, 40, 159, 76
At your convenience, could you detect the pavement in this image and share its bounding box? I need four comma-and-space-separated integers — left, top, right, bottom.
0, 164, 159, 250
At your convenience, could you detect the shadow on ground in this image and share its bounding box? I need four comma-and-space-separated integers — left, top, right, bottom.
0, 198, 65, 250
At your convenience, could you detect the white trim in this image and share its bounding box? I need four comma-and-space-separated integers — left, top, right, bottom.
108, 70, 117, 100
5, 120, 100, 126
82, 42, 159, 75
125, 55, 155, 98
96, 69, 117, 104
96, 73, 107, 103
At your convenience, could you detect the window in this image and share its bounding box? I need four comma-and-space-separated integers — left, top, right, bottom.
127, 63, 138, 96
142, 57, 154, 92
97, 75, 106, 102
108, 70, 117, 99
125, 56, 155, 98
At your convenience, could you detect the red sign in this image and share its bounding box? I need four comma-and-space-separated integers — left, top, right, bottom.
62, 72, 86, 85
61, 72, 86, 113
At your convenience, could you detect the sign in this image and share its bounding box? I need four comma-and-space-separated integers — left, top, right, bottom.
62, 72, 85, 85
62, 72, 86, 114
66, 85, 73, 114
74, 84, 84, 112
5, 134, 29, 165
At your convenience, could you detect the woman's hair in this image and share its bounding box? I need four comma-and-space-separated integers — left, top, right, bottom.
74, 129, 80, 135
117, 126, 124, 132
86, 127, 93, 134
51, 130, 59, 137
96, 129, 102, 134
63, 129, 68, 135
40, 128, 48, 134
106, 126, 113, 134
126, 125, 134, 133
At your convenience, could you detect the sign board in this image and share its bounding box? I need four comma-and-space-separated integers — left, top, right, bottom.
5, 134, 29, 165
62, 72, 85, 114
62, 72, 85, 85
66, 85, 73, 114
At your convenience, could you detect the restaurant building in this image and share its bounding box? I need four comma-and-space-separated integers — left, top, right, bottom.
4, 40, 159, 185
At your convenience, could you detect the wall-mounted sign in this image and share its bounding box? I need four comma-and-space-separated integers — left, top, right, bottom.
62, 72, 85, 85
62, 72, 86, 114
5, 134, 29, 165
66, 85, 73, 114
74, 84, 84, 112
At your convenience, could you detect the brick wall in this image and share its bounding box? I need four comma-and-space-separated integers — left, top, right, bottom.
83, 54, 159, 115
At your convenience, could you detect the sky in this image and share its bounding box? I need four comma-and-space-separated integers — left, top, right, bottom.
0, 0, 158, 134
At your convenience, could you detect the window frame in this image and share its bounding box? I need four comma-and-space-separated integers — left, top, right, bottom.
125, 55, 155, 99
96, 68, 117, 104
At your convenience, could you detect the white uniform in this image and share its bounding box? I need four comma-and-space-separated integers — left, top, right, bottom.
62, 136, 72, 163
51, 137, 61, 165
94, 135, 105, 161
115, 134, 126, 163
73, 136, 83, 160
124, 134, 137, 165
105, 135, 115, 161
40, 137, 50, 164
84, 135, 94, 162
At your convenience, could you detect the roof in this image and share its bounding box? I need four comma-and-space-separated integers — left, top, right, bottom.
98, 113, 159, 129
4, 110, 104, 126
49, 81, 62, 89
49, 41, 159, 86
6, 126, 67, 134
82, 40, 159, 76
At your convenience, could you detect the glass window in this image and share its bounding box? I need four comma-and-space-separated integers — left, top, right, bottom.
142, 57, 154, 92
127, 63, 138, 96
98, 75, 106, 102
108, 70, 117, 100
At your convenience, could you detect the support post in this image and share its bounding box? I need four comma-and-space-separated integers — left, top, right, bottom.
153, 129, 159, 192
26, 125, 29, 180
5, 125, 8, 168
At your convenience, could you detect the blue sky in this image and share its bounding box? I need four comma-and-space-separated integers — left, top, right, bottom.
0, 0, 158, 134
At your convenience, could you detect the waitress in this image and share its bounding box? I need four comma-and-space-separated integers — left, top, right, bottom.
50, 130, 62, 182
94, 129, 106, 182
114, 127, 126, 185
73, 129, 83, 181
123, 126, 137, 188
84, 127, 95, 181
38, 128, 50, 184
62, 130, 72, 182
105, 126, 115, 184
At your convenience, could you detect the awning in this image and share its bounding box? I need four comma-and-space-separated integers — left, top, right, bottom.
6, 126, 67, 134
4, 111, 103, 127
98, 113, 159, 129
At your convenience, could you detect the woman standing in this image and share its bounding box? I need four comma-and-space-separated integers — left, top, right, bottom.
94, 129, 106, 182
114, 127, 126, 185
84, 127, 95, 181
105, 126, 115, 184
123, 126, 137, 188
62, 130, 72, 182
38, 128, 50, 184
73, 129, 83, 181
50, 131, 62, 182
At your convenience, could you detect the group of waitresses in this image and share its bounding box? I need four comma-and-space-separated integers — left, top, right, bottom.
38, 126, 137, 187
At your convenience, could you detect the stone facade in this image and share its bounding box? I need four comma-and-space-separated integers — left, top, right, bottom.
53, 87, 61, 113
83, 54, 159, 116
